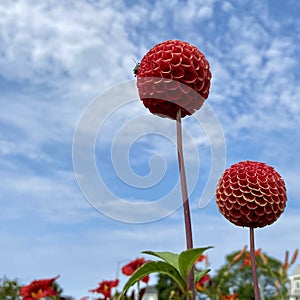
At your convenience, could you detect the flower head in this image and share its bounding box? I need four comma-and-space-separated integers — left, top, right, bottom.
20, 275, 59, 300
195, 274, 211, 292
221, 293, 238, 300
137, 40, 211, 119
89, 279, 119, 299
216, 161, 287, 228
122, 258, 149, 283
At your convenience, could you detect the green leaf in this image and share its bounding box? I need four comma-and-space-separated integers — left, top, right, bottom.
142, 250, 180, 270
121, 261, 186, 296
194, 268, 210, 283
178, 247, 213, 280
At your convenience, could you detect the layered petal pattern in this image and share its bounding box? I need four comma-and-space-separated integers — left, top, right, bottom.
137, 40, 211, 119
216, 161, 287, 228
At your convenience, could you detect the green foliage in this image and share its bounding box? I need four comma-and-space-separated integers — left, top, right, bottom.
0, 276, 21, 300
196, 247, 298, 300
120, 247, 212, 299
156, 273, 182, 300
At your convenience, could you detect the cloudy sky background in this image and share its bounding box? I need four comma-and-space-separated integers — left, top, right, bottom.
1, 0, 300, 298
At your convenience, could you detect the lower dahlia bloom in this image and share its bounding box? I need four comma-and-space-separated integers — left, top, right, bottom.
136, 40, 211, 119
89, 279, 119, 299
122, 257, 149, 283
20, 275, 59, 300
216, 161, 287, 228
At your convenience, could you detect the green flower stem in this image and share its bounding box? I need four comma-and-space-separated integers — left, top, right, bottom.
250, 227, 261, 300
176, 109, 194, 299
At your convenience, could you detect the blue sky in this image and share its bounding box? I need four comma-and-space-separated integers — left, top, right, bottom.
1, 0, 300, 298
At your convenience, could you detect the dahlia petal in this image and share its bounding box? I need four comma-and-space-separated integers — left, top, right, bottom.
236, 197, 247, 206
220, 193, 227, 202
272, 203, 280, 214
233, 201, 241, 209
268, 178, 277, 186
160, 62, 172, 74
230, 181, 240, 190
228, 195, 237, 203
254, 197, 267, 206
247, 175, 258, 184
278, 201, 286, 210
255, 206, 265, 216
243, 193, 255, 202
224, 186, 232, 196
182, 69, 198, 83
264, 204, 273, 214
173, 46, 183, 54
240, 185, 251, 193
182, 47, 192, 59
269, 188, 279, 196
162, 51, 173, 62
247, 201, 258, 210
238, 178, 248, 186
271, 195, 280, 204
248, 182, 260, 190
172, 67, 185, 78
240, 205, 251, 216
225, 201, 234, 210
229, 208, 241, 218
232, 189, 243, 197
250, 188, 263, 197
194, 79, 205, 91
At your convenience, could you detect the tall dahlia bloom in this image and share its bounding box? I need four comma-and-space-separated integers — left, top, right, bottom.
136, 39, 211, 119
134, 40, 212, 299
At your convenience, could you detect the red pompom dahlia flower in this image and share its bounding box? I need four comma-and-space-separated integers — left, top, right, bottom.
216, 161, 287, 228
136, 40, 211, 119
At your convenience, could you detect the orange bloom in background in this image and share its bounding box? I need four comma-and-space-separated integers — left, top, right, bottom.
231, 246, 247, 263
20, 275, 59, 300
122, 258, 149, 283
242, 249, 261, 267
89, 279, 119, 299
222, 293, 238, 300
195, 274, 211, 292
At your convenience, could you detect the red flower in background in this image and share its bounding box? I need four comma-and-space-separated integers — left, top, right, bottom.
122, 258, 149, 283
222, 293, 238, 300
89, 279, 119, 299
216, 161, 287, 228
20, 275, 59, 300
136, 39, 211, 119
197, 254, 207, 262
195, 274, 211, 292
